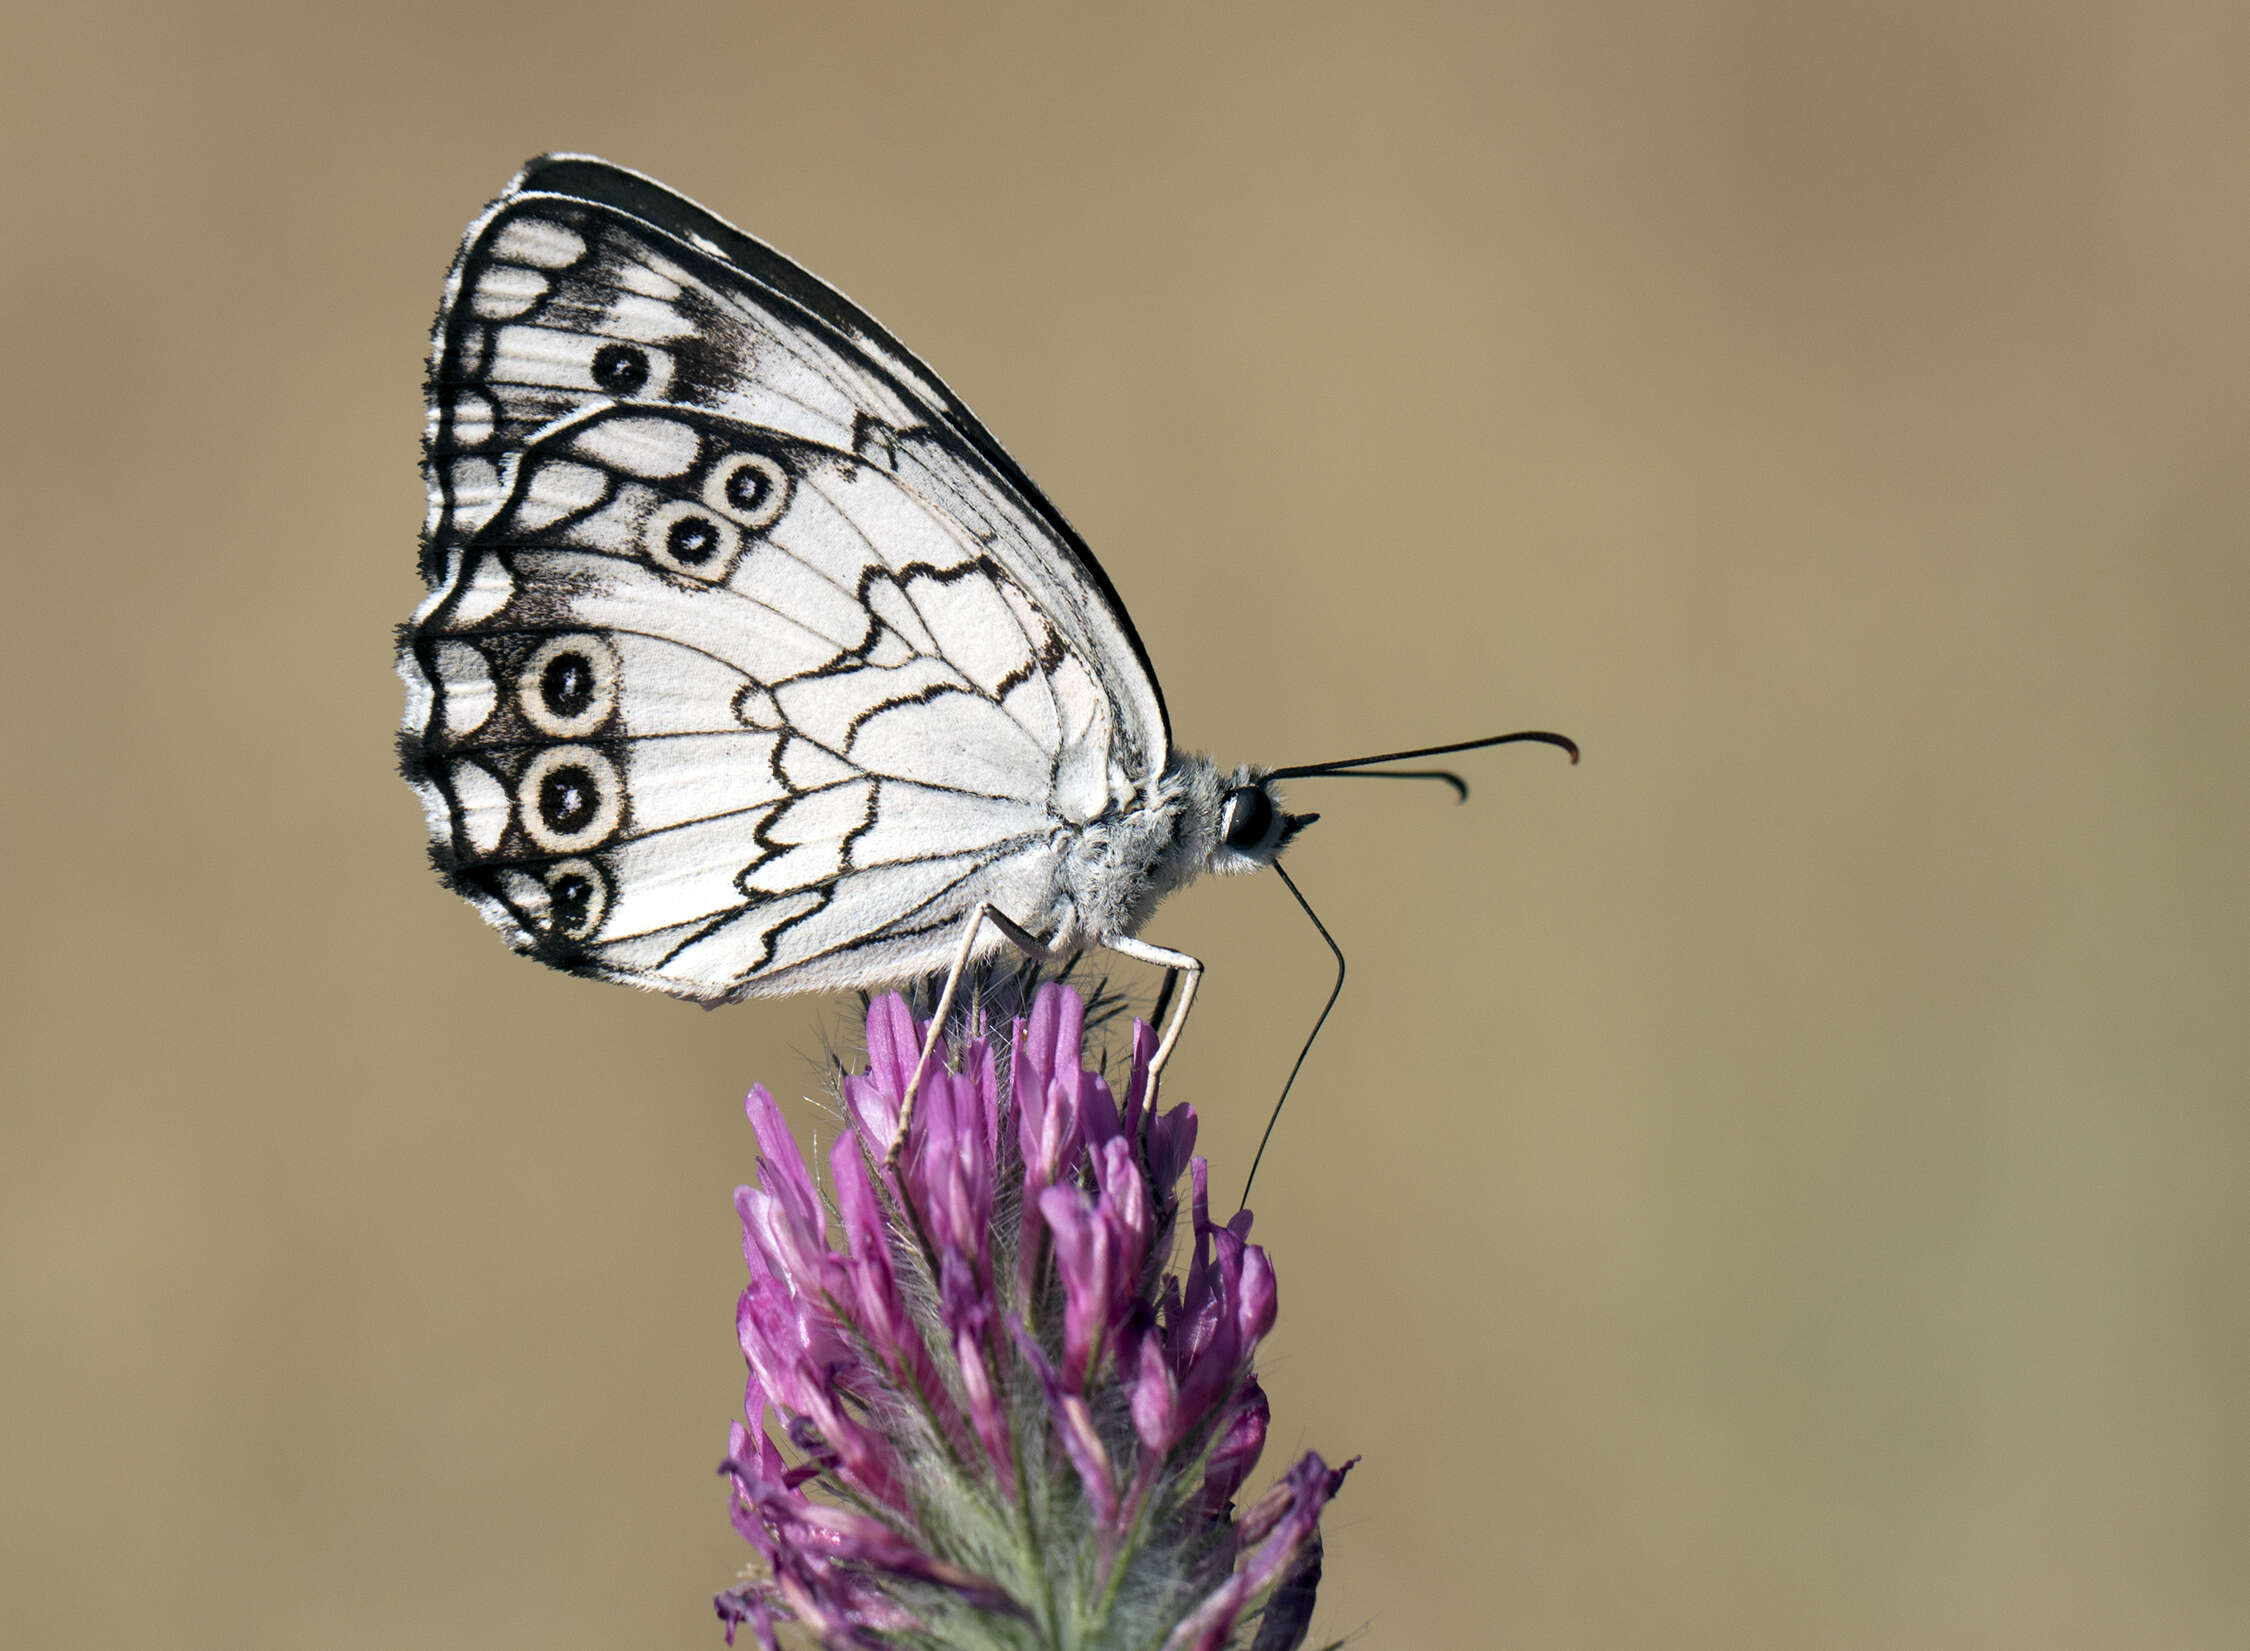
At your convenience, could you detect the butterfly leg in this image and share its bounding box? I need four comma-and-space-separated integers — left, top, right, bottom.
890, 902, 1061, 1171
1098, 934, 1203, 1089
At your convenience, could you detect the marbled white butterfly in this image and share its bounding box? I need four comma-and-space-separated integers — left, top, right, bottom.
399, 156, 1572, 1154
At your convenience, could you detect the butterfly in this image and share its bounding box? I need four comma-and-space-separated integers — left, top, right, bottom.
399, 155, 1573, 1155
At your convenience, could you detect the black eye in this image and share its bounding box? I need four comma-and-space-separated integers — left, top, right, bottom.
1221, 786, 1274, 851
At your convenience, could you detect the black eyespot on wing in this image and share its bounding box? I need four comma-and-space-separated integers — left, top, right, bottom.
515, 634, 619, 740
549, 867, 595, 928
643, 498, 744, 581
592, 342, 650, 394
667, 514, 720, 565
725, 463, 771, 515
540, 764, 600, 834
532, 856, 612, 947
540, 651, 596, 719
517, 747, 623, 854
703, 451, 791, 530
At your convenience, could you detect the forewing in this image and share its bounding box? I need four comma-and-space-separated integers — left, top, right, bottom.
420, 153, 1165, 762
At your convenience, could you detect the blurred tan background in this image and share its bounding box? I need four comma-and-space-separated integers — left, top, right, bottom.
6, 2, 2247, 1647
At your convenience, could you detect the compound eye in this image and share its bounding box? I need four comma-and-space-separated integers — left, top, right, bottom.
1220, 786, 1275, 851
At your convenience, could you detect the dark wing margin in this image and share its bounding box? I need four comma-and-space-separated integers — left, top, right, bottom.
503, 152, 1173, 747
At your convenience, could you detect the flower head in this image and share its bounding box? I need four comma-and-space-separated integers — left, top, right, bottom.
716, 983, 1349, 1651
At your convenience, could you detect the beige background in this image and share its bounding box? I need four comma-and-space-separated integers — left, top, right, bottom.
6, 3, 2247, 1647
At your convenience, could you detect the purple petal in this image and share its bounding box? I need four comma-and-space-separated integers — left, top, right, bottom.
845, 995, 929, 1153
731, 1455, 1029, 1620
1011, 1319, 1118, 1523
1146, 1099, 1199, 1202
828, 1130, 886, 1254
939, 1249, 1013, 1486
1183, 1158, 1215, 1299
735, 1281, 907, 1511
1077, 1067, 1123, 1153
1162, 1453, 1354, 1651
1175, 1316, 1243, 1430
1010, 1029, 1056, 1297
962, 1033, 1001, 1155
730, 1410, 789, 1489
1170, 1238, 1231, 1407
1131, 1330, 1179, 1452
1236, 1244, 1277, 1349
713, 1584, 782, 1651
736, 1182, 836, 1302
1007, 1013, 1045, 1159
1244, 1531, 1323, 1651
723, 1437, 783, 1564
1174, 1169, 1266, 1427
911, 1066, 1000, 1268
1235, 1454, 1353, 1549
829, 1133, 954, 1416
1200, 1380, 1269, 1516
862, 993, 922, 1104
737, 1270, 853, 1392
744, 1085, 824, 1248
1040, 1183, 1113, 1390
1014, 1023, 1076, 1195
1093, 1136, 1152, 1277
771, 1567, 884, 1650
1029, 980, 1085, 1080
840, 1072, 898, 1159
1121, 1016, 1155, 1138
734, 1285, 791, 1411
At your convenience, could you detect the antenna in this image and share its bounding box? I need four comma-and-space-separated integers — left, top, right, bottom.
1239, 726, 1578, 1206
1268, 729, 1578, 798
1240, 861, 1345, 1210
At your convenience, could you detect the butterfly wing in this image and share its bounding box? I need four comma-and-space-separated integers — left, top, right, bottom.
401, 158, 1169, 999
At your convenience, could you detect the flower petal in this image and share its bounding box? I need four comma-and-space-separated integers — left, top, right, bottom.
1012, 1319, 1118, 1524
1040, 1182, 1113, 1390
1163, 1453, 1354, 1651
1131, 1329, 1179, 1452
940, 1249, 1013, 1486
1245, 1530, 1324, 1651
828, 1132, 956, 1427
1237, 1244, 1278, 1348
1201, 1380, 1270, 1516
744, 1085, 823, 1246
862, 993, 922, 1104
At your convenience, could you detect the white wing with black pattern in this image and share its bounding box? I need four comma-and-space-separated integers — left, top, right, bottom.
400, 157, 1177, 999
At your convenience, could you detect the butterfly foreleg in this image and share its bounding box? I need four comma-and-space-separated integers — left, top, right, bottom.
1097, 934, 1203, 1092
890, 903, 1063, 1172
